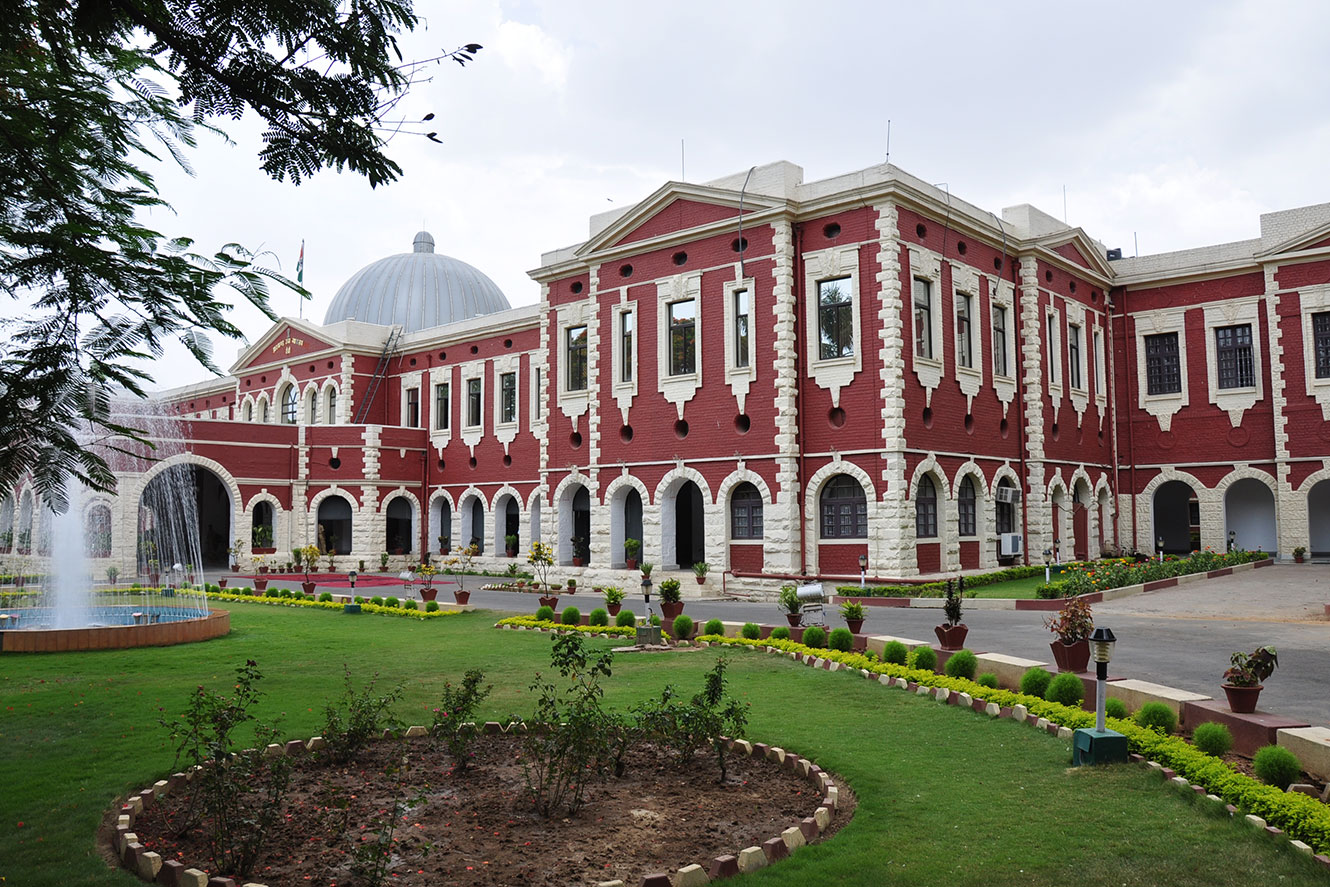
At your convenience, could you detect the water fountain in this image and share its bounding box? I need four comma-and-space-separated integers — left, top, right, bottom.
0, 400, 229, 652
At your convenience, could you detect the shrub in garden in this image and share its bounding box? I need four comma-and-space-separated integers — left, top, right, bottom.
740, 622, 761, 640
908, 646, 937, 672
632, 657, 749, 780
1252, 745, 1302, 789
976, 672, 999, 689
320, 668, 404, 765
354, 595, 365, 603
402, 599, 418, 610
370, 596, 384, 607
1045, 672, 1085, 706
672, 614, 694, 639
1133, 702, 1177, 734
265, 587, 280, 598
318, 592, 333, 602
278, 588, 292, 598
769, 626, 790, 640
881, 640, 908, 665
943, 649, 978, 680
588, 608, 609, 626
828, 627, 854, 652
1105, 697, 1128, 720
535, 605, 555, 622
801, 625, 826, 649
432, 669, 491, 772
384, 596, 399, 608
703, 618, 725, 637
615, 609, 637, 627
425, 600, 439, 612
1192, 722, 1234, 757
561, 606, 581, 625
1020, 667, 1052, 698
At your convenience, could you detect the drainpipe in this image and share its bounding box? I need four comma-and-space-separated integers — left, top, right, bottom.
794, 222, 809, 576
1105, 289, 1122, 551
1120, 286, 1139, 552
1015, 259, 1030, 566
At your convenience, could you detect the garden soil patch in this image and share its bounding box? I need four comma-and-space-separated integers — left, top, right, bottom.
126, 734, 852, 886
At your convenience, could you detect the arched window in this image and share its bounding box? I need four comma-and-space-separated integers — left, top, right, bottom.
958, 476, 977, 537
258, 397, 269, 423
819, 475, 867, 539
325, 389, 337, 424
317, 496, 353, 554
252, 501, 274, 549
280, 385, 298, 424
308, 390, 319, 425
996, 478, 1017, 534
241, 400, 253, 422
385, 498, 413, 554
85, 504, 113, 557
730, 483, 764, 539
916, 475, 938, 539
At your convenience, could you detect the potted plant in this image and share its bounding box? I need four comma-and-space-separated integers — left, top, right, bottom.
105, 565, 119, 586
624, 537, 641, 570
934, 579, 968, 651
658, 577, 683, 619
1222, 644, 1278, 713
454, 543, 478, 598
778, 584, 801, 627
639, 561, 653, 578
692, 561, 710, 585
438, 534, 450, 554
571, 536, 588, 567
566, 578, 576, 594
1293, 546, 1307, 564
604, 585, 625, 616
299, 544, 321, 594
1044, 596, 1094, 672
251, 523, 274, 553
840, 600, 866, 634
379, 551, 390, 571
505, 534, 518, 557
528, 540, 554, 592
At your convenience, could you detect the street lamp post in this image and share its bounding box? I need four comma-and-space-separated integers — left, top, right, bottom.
1228, 530, 1236, 553
1090, 626, 1117, 733
637, 575, 660, 647
1053, 538, 1061, 564
858, 553, 868, 590
1042, 548, 1052, 584
348, 569, 357, 595
1156, 536, 1165, 563
1072, 626, 1128, 765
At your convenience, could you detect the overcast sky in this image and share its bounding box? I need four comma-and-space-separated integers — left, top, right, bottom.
139, 0, 1330, 389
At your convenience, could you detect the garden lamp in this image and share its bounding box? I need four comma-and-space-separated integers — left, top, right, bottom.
1042, 548, 1052, 584
858, 553, 868, 589
1090, 626, 1117, 732
1053, 538, 1061, 564
1156, 536, 1165, 563
1228, 529, 1236, 552
348, 569, 357, 593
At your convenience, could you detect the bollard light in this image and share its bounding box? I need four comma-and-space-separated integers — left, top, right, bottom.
1053, 538, 1061, 564
1156, 536, 1165, 563
1072, 624, 1128, 765
348, 569, 357, 593
858, 553, 868, 589
1228, 529, 1236, 552
1090, 626, 1117, 733
1090, 626, 1116, 665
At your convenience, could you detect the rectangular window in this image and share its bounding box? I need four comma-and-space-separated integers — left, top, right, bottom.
956, 292, 973, 369
1145, 332, 1182, 395
434, 382, 450, 431
1068, 323, 1082, 389
466, 378, 481, 427
733, 288, 751, 368
668, 299, 696, 376
1216, 324, 1254, 389
534, 368, 542, 418
566, 325, 588, 391
405, 388, 420, 428
619, 311, 634, 383
499, 372, 516, 424
1047, 313, 1059, 384
817, 278, 853, 359
1092, 330, 1102, 393
992, 304, 1009, 376
912, 277, 933, 359
1314, 312, 1330, 378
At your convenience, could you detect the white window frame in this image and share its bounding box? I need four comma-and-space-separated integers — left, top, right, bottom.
434, 380, 451, 432
464, 375, 483, 430
402, 383, 421, 428
496, 370, 518, 428
913, 276, 936, 361
1203, 299, 1263, 427
906, 245, 943, 397
805, 245, 863, 406
555, 299, 593, 422
992, 301, 1011, 378
722, 276, 757, 414
1092, 328, 1106, 406
565, 324, 589, 392
1067, 321, 1085, 392
1046, 308, 1061, 390
1298, 284, 1330, 419
955, 290, 974, 370
655, 272, 703, 414
1133, 307, 1189, 432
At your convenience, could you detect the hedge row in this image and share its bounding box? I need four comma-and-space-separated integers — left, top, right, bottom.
1035, 549, 1268, 598
205, 591, 456, 620
495, 615, 637, 638
692, 631, 1330, 853
838, 563, 1050, 598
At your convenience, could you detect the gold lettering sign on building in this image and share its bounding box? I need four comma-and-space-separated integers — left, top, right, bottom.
271, 334, 305, 355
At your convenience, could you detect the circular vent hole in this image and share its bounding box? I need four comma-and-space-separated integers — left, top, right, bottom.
1051, 422, 1060, 440
964, 414, 974, 434
504, 339, 513, 348
329, 457, 342, 470
328, 361, 335, 369
571, 281, 584, 294
672, 251, 688, 266
260, 375, 267, 383
999, 418, 1009, 439
619, 264, 633, 278
957, 241, 967, 255
409, 357, 417, 366
916, 223, 927, 239
994, 257, 1003, 271
828, 407, 846, 428
1070, 281, 1077, 293
439, 351, 447, 360
245, 379, 252, 386
503, 455, 512, 466
922, 407, 934, 429
570, 431, 583, 448
731, 237, 748, 253
469, 457, 478, 469
823, 222, 841, 239
734, 414, 751, 434
620, 424, 634, 442
437, 459, 446, 470
1045, 270, 1053, 282
673, 419, 689, 439
470, 345, 478, 355
309, 364, 316, 372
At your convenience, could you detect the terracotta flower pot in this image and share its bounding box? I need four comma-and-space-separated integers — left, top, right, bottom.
625, 558, 637, 570
785, 613, 802, 627
607, 603, 621, 616
845, 619, 864, 634
573, 557, 584, 567
1222, 683, 1263, 713
453, 590, 471, 605
217, 578, 227, 588
661, 601, 684, 620
934, 623, 969, 651
695, 575, 706, 585
302, 581, 317, 595
253, 578, 269, 592
538, 595, 559, 609
1050, 638, 1091, 673
419, 587, 438, 602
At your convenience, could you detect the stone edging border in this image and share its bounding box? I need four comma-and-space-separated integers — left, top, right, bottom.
106, 720, 844, 887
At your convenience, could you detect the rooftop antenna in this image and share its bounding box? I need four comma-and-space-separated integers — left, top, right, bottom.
885, 119, 891, 165
1134, 232, 1139, 257
737, 165, 756, 279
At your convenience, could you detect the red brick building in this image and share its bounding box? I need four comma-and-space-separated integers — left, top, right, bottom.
8, 161, 1327, 586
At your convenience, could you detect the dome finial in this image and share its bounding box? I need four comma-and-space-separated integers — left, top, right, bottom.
413, 231, 435, 253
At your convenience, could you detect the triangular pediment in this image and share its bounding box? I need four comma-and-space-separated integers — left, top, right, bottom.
231, 317, 339, 373
1032, 228, 1115, 279
1258, 218, 1330, 259
577, 182, 784, 257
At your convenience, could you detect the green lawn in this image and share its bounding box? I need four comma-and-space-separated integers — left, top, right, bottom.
2, 605, 1324, 886
967, 573, 1051, 598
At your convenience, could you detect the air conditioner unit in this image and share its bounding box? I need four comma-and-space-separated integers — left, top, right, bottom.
995, 486, 1022, 504
999, 533, 1023, 557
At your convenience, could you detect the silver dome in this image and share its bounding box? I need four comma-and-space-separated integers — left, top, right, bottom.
323, 232, 510, 333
